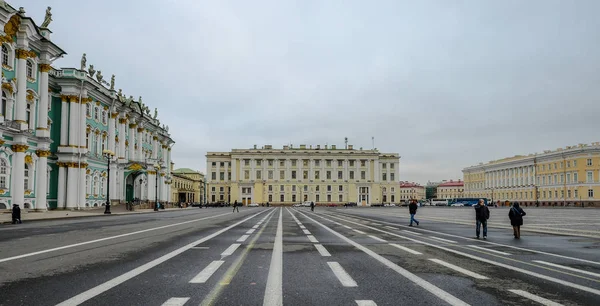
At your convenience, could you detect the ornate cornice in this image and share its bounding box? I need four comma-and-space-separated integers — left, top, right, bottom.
15, 49, 36, 59
118, 118, 128, 124
148, 170, 157, 175
110, 112, 118, 118
39, 64, 52, 73
36, 150, 52, 157
1, 82, 13, 94
129, 123, 137, 128
11, 144, 29, 152
137, 127, 144, 132
0, 139, 5, 146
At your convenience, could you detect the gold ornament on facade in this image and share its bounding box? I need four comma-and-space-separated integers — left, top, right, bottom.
118, 118, 127, 124
0, 189, 5, 195
0, 139, 5, 146
160, 173, 165, 177
125, 140, 129, 146
24, 155, 33, 164
26, 92, 34, 102
86, 169, 91, 174
2, 82, 13, 94
129, 123, 137, 128
86, 126, 91, 133
15, 49, 36, 59
0, 35, 12, 44
4, 14, 21, 37
103, 105, 109, 110
35, 150, 52, 158
101, 172, 107, 177
68, 95, 78, 103
11, 144, 29, 152
39, 64, 52, 73
137, 127, 144, 132
111, 112, 118, 118
148, 170, 156, 175
94, 130, 100, 135
24, 190, 32, 195
95, 101, 100, 106
128, 163, 143, 171
115, 136, 119, 143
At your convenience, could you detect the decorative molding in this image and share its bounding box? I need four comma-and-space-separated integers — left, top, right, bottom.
39, 64, 52, 73
110, 112, 118, 118
128, 123, 137, 128
148, 170, 157, 175
128, 163, 144, 171
24, 155, 33, 164
137, 127, 144, 132
0, 139, 5, 146
118, 118, 128, 124
1, 82, 13, 94
15, 49, 36, 59
11, 144, 29, 152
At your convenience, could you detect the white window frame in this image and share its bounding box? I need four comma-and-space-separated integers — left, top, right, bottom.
587, 171, 593, 183
1, 91, 6, 117
1, 44, 9, 66
0, 158, 9, 189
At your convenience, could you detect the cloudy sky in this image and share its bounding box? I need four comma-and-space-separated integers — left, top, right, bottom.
20, 0, 600, 184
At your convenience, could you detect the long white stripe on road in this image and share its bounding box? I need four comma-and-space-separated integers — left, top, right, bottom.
161, 297, 190, 306
302, 229, 311, 235
246, 229, 256, 234
533, 260, 600, 278
508, 289, 564, 306
0, 211, 233, 264
368, 235, 388, 243
390, 243, 422, 255
429, 259, 488, 280
314, 244, 332, 257
355, 300, 377, 306
297, 211, 468, 306
353, 229, 366, 234
384, 226, 397, 230
428, 236, 457, 244
467, 245, 511, 256
220, 244, 241, 257
189, 260, 225, 283
403, 230, 422, 235
321, 212, 600, 297
252, 224, 260, 229
327, 262, 358, 287
307, 235, 319, 243
236, 235, 249, 242
56, 210, 270, 306
263, 208, 283, 306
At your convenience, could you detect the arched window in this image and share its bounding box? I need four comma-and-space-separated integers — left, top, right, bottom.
102, 111, 107, 124
101, 134, 106, 152
86, 103, 91, 117
93, 176, 99, 195
0, 159, 7, 189
1, 91, 6, 117
25, 103, 31, 128
24, 164, 29, 189
26, 60, 33, 78
100, 176, 105, 197
94, 107, 99, 121
1, 44, 8, 66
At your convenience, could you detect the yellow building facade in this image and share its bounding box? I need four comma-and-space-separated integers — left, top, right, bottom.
206, 144, 400, 206
399, 182, 426, 202
170, 168, 204, 204
436, 180, 464, 199
463, 142, 600, 206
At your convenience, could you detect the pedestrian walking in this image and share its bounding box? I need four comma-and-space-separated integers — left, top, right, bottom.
408, 199, 419, 226
233, 200, 239, 213
310, 201, 315, 212
266, 202, 270, 207
474, 199, 490, 239
12, 204, 22, 224
508, 202, 526, 239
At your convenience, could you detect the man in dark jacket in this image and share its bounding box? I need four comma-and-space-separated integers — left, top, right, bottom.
12, 204, 22, 224
310, 201, 315, 212
233, 200, 239, 213
408, 200, 419, 226
508, 202, 526, 239
473, 199, 489, 239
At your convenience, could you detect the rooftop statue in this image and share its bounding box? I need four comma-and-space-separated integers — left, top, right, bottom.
96, 70, 103, 83
118, 89, 122, 97
88, 64, 95, 77
153, 108, 158, 119
110, 74, 115, 90
41, 7, 52, 28
139, 96, 142, 105
18, 7, 25, 15
81, 53, 87, 70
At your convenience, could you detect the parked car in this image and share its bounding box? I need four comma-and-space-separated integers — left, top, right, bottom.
302, 201, 312, 207
248, 203, 259, 207
327, 203, 337, 207
345, 202, 357, 207
450, 203, 464, 207
292, 203, 302, 207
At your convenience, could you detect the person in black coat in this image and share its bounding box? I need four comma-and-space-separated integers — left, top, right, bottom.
12, 204, 22, 224
408, 200, 419, 226
233, 200, 239, 213
508, 202, 526, 239
310, 201, 315, 212
474, 199, 490, 239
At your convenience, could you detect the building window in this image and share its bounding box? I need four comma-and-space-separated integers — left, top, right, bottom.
0, 91, 6, 117
291, 160, 296, 167
256, 170, 262, 180
339, 194, 343, 202
316, 194, 320, 202
316, 185, 320, 192
211, 172, 216, 180
587, 171, 593, 183
26, 60, 33, 78
280, 185, 284, 192
390, 163, 394, 168
338, 160, 343, 167
567, 190, 571, 198
361, 160, 366, 167
382, 173, 387, 181
94, 107, 99, 121
338, 171, 343, 179
554, 190, 558, 198
280, 160, 285, 167
391, 195, 395, 202
303, 171, 308, 179
269, 195, 272, 202
382, 163, 386, 169
268, 170, 273, 180
212, 162, 216, 167
326, 160, 331, 167
315, 171, 320, 180
574, 172, 578, 183
327, 194, 332, 202
220, 172, 225, 180
0, 159, 7, 188
245, 160, 250, 166
25, 103, 31, 128
566, 173, 571, 184
349, 171, 354, 179
390, 173, 395, 181
349, 160, 355, 167
304, 185, 308, 192
268, 160, 273, 166
315, 160, 320, 166
587, 159, 593, 166
256, 160, 261, 166
291, 171, 296, 179
303, 160, 309, 167
338, 185, 343, 192
280, 194, 284, 202
567, 161, 571, 168
292, 185, 296, 192
280, 170, 285, 179
1, 44, 8, 66
589, 189, 594, 198
327, 185, 331, 192
361, 171, 366, 180
23, 164, 30, 189
575, 189, 578, 198
326, 171, 331, 180
102, 111, 107, 124
244, 170, 250, 180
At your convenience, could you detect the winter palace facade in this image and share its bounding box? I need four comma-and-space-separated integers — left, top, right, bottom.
0, 2, 174, 210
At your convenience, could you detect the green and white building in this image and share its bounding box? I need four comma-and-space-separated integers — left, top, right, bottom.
0, 2, 174, 210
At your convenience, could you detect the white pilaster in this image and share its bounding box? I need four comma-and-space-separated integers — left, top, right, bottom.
136, 127, 143, 161
108, 113, 116, 152
34, 151, 49, 210
60, 97, 69, 145
118, 116, 126, 159
109, 163, 117, 200
14, 48, 28, 130
11, 145, 26, 208
57, 165, 66, 208
68, 100, 79, 146
66, 166, 78, 208
36, 64, 50, 138
128, 123, 135, 160
374, 160, 379, 182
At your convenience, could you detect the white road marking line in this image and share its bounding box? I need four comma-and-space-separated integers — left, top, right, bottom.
322, 213, 600, 297
467, 245, 511, 256
390, 243, 422, 255
189, 260, 225, 283
300, 225, 306, 229
252, 225, 259, 229
263, 208, 283, 306
371, 223, 381, 226
384, 226, 397, 230
508, 289, 564, 306
343, 225, 352, 229
303, 229, 311, 235
355, 300, 377, 306
353, 229, 366, 234
428, 236, 457, 244
0, 212, 234, 264
191, 247, 210, 250
161, 297, 190, 306
327, 262, 358, 287
429, 259, 488, 280
236, 235, 249, 242
314, 244, 331, 257
368, 235, 387, 243
299, 212, 468, 306
533, 260, 600, 278
220, 244, 241, 257
307, 235, 319, 243
402, 230, 422, 235
55, 211, 268, 306
246, 229, 256, 234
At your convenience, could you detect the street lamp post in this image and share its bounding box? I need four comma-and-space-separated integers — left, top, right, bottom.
102, 150, 115, 214
154, 163, 162, 211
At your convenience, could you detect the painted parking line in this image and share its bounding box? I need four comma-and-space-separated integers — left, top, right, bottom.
55, 210, 270, 306
236, 235, 249, 242
533, 260, 600, 278
307, 235, 319, 243
384, 226, 397, 230
508, 289, 564, 306
299, 211, 468, 306
189, 260, 225, 283
429, 259, 488, 280
302, 229, 311, 235
428, 236, 457, 244
353, 229, 366, 234
467, 245, 510, 256
389, 243, 422, 255
402, 230, 422, 235
300, 225, 306, 229
263, 208, 283, 306
327, 262, 358, 287
252, 224, 259, 229
314, 244, 332, 257
161, 297, 190, 306
246, 229, 256, 234
368, 235, 388, 243
220, 244, 241, 257
343, 225, 352, 229
355, 300, 377, 306
0, 211, 234, 264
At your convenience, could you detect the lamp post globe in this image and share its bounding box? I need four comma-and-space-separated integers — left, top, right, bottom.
102, 150, 115, 215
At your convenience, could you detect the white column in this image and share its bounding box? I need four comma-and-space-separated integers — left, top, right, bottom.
11, 145, 27, 208
395, 161, 400, 182
118, 116, 126, 159
373, 160, 379, 182
309, 159, 314, 181
36, 64, 50, 137
136, 127, 143, 161
274, 159, 279, 180
57, 165, 66, 208
250, 159, 255, 180
35, 150, 50, 210
108, 113, 116, 152
148, 171, 156, 202
128, 123, 135, 161
60, 96, 69, 145
79, 167, 87, 208
152, 135, 158, 159
14, 49, 28, 130
79, 98, 87, 149
344, 159, 349, 180
68, 99, 79, 146
66, 165, 78, 208
109, 162, 117, 201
